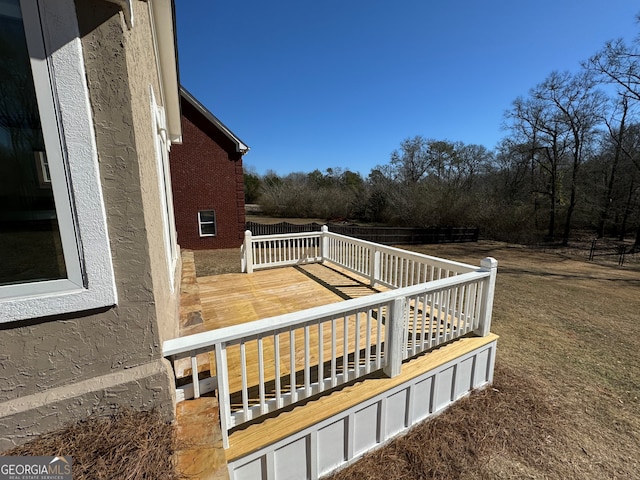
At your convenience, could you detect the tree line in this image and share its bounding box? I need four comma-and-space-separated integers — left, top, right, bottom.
245, 19, 640, 247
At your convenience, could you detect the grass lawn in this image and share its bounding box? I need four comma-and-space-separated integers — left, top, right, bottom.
8, 240, 638, 479
325, 241, 640, 479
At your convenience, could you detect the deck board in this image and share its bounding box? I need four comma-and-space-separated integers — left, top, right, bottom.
175, 262, 476, 423
175, 264, 387, 392
196, 265, 368, 330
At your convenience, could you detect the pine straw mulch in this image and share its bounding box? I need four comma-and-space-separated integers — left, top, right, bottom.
327, 363, 564, 480
0, 365, 559, 480
2, 409, 181, 480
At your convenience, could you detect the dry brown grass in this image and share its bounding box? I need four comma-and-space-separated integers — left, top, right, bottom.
329, 364, 564, 480
193, 248, 242, 276
2, 409, 181, 480
5, 240, 638, 480
325, 240, 640, 480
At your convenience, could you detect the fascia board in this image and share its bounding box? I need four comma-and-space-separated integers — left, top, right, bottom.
150, 0, 182, 144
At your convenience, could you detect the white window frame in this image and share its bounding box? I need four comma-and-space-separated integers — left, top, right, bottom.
0, 0, 117, 322
150, 87, 178, 292
198, 210, 217, 237
34, 151, 51, 186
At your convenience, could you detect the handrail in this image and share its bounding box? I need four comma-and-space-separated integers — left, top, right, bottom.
163, 271, 488, 358
242, 230, 322, 273
322, 229, 476, 290
324, 230, 476, 275
241, 226, 478, 280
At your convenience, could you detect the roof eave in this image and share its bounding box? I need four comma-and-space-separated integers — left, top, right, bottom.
180, 86, 250, 155
151, 0, 182, 144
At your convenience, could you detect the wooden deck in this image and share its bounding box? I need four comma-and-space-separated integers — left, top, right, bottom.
173, 253, 497, 478
174, 257, 386, 479
176, 263, 388, 391
176, 261, 472, 397
181, 263, 385, 336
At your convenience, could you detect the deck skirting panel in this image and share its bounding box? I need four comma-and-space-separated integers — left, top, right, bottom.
227, 338, 497, 480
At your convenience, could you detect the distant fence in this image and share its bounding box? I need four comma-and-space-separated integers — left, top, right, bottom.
246, 222, 479, 245
588, 239, 637, 266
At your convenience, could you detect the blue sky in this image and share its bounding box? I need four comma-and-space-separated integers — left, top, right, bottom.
176, 1, 639, 177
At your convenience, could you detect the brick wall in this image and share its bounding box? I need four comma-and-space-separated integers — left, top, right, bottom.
170, 99, 246, 249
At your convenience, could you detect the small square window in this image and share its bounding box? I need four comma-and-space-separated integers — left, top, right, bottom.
198, 210, 216, 237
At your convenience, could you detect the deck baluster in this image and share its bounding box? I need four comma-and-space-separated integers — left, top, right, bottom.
274, 333, 282, 408
191, 355, 199, 398
289, 328, 296, 402
258, 336, 266, 414
240, 341, 248, 418
318, 321, 324, 392
304, 324, 311, 396
214, 344, 231, 449
343, 314, 349, 381
331, 318, 337, 387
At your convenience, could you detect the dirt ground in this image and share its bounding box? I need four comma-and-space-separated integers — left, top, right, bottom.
195, 241, 640, 479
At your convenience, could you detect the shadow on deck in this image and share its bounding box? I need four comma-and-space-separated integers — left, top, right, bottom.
174, 252, 387, 479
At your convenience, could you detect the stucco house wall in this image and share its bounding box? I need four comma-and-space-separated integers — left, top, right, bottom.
170, 92, 247, 250
0, 0, 181, 450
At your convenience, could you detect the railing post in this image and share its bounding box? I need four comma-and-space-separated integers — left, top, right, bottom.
369, 246, 380, 287
475, 257, 498, 337
383, 298, 405, 378
321, 225, 329, 262
215, 343, 231, 449
243, 230, 253, 274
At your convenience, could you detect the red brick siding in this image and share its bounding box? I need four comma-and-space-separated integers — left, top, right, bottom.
170, 100, 246, 249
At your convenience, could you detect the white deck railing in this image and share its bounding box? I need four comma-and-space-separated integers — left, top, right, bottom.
241, 231, 322, 273
241, 226, 477, 284
164, 227, 497, 448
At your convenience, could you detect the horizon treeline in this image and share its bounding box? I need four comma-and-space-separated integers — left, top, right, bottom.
244, 17, 640, 246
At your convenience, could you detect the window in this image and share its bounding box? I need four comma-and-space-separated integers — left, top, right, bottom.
198, 210, 217, 237
150, 88, 178, 291
0, 0, 68, 287
0, 0, 116, 322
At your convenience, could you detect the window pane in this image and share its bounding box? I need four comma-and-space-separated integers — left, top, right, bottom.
199, 211, 215, 223
200, 223, 216, 236
0, 0, 66, 285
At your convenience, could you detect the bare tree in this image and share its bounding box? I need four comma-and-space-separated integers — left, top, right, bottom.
586, 28, 640, 102
596, 94, 633, 237
539, 72, 606, 244
505, 93, 568, 240
505, 71, 605, 243
390, 136, 430, 184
